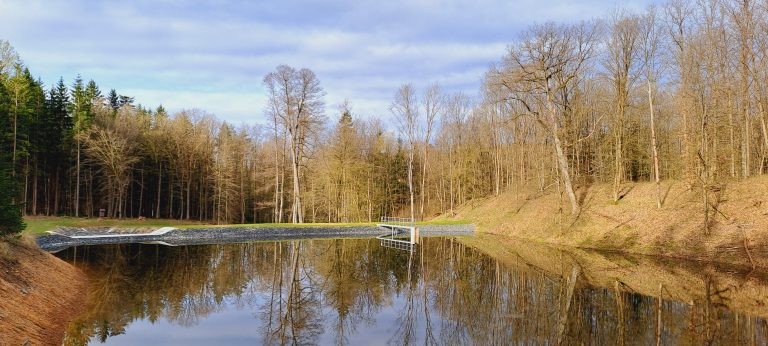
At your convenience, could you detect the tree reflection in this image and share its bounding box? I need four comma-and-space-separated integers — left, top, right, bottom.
56, 237, 768, 345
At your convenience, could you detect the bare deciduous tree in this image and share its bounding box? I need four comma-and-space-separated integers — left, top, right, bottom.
604, 10, 642, 202
498, 21, 599, 214
391, 84, 419, 221
264, 65, 325, 223
420, 83, 443, 220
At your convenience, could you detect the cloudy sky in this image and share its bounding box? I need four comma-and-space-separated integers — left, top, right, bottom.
0, 0, 655, 125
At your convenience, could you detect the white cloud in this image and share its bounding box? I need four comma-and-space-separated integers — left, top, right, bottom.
0, 0, 656, 126
122, 89, 268, 125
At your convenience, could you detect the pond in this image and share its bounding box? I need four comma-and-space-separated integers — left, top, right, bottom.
55, 235, 768, 345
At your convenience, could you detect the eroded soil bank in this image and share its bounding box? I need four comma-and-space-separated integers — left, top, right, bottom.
439, 177, 768, 268
0, 239, 89, 345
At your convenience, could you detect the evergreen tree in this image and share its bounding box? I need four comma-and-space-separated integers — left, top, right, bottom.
70, 75, 91, 217
0, 75, 24, 235
4, 64, 30, 176
155, 105, 167, 117
23, 70, 46, 215
85, 79, 101, 103
118, 94, 134, 108
108, 88, 119, 111
38, 78, 72, 215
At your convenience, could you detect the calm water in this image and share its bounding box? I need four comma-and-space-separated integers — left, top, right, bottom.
55, 236, 768, 345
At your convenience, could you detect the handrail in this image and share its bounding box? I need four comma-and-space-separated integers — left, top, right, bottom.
375, 222, 419, 252
379, 216, 414, 224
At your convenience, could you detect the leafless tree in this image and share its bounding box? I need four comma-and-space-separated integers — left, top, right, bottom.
264, 65, 326, 223
421, 83, 443, 220
390, 84, 419, 220
498, 21, 599, 214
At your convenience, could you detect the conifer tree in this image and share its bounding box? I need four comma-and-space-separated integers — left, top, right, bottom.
0, 74, 24, 235
70, 75, 92, 217
108, 89, 119, 111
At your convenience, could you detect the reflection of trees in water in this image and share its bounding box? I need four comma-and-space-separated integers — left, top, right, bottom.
313, 239, 389, 345
261, 241, 323, 345
57, 238, 768, 345
389, 248, 418, 345
419, 238, 768, 345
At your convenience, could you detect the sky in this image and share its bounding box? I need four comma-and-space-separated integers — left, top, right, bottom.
0, 0, 655, 125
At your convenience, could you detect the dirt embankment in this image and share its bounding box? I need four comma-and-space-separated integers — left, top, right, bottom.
439, 176, 768, 267
0, 239, 89, 345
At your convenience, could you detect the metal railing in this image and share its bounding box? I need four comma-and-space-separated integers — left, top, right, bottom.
379, 237, 415, 252
379, 216, 414, 224
376, 219, 418, 252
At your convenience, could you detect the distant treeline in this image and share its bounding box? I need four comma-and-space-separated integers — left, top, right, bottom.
2, 0, 768, 229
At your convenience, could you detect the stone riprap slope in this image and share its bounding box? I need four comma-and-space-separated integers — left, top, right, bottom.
37, 224, 474, 252
49, 226, 171, 237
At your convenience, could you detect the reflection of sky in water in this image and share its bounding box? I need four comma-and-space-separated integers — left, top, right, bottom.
95, 290, 405, 345
56, 237, 768, 345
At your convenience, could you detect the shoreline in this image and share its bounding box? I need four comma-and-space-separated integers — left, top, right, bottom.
437, 177, 768, 269
36, 224, 475, 252
458, 233, 768, 319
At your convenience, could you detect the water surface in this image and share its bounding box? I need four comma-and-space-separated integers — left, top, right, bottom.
56, 236, 768, 345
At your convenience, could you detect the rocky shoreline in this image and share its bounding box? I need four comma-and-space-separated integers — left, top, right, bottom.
36, 224, 475, 252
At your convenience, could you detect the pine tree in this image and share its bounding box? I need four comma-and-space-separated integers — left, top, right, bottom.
118, 95, 134, 108
108, 89, 119, 111
22, 69, 46, 215
70, 75, 92, 217
0, 75, 24, 235
85, 79, 101, 103
40, 79, 72, 215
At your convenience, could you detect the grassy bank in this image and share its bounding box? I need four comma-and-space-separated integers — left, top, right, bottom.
0, 238, 89, 344
437, 176, 768, 268
24, 216, 470, 235
457, 233, 768, 318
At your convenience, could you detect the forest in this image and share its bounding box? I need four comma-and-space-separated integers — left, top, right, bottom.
2, 0, 768, 231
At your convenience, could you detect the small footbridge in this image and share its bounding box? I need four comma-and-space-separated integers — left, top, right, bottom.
377, 217, 419, 252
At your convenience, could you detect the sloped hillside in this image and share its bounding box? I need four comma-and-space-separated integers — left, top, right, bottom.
439, 176, 768, 267
0, 239, 89, 345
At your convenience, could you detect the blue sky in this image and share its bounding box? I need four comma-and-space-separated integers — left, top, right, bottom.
0, 0, 654, 125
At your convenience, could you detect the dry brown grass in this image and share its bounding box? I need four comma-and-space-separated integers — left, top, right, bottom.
0, 240, 89, 345
0, 241, 11, 261
439, 176, 768, 267
459, 233, 768, 318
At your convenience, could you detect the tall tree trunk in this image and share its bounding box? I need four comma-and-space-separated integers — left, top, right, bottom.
289, 145, 303, 223
449, 146, 455, 212
649, 80, 662, 209
156, 161, 162, 218
12, 98, 17, 179
32, 161, 38, 215
75, 141, 80, 217
420, 144, 428, 221
53, 167, 60, 215
138, 170, 144, 218
167, 175, 173, 219
743, 101, 751, 177
758, 100, 768, 173
728, 90, 736, 178
22, 158, 28, 215
548, 100, 580, 215
186, 177, 191, 220
407, 149, 415, 221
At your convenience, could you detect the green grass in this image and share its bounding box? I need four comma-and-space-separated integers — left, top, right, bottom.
23, 216, 472, 235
